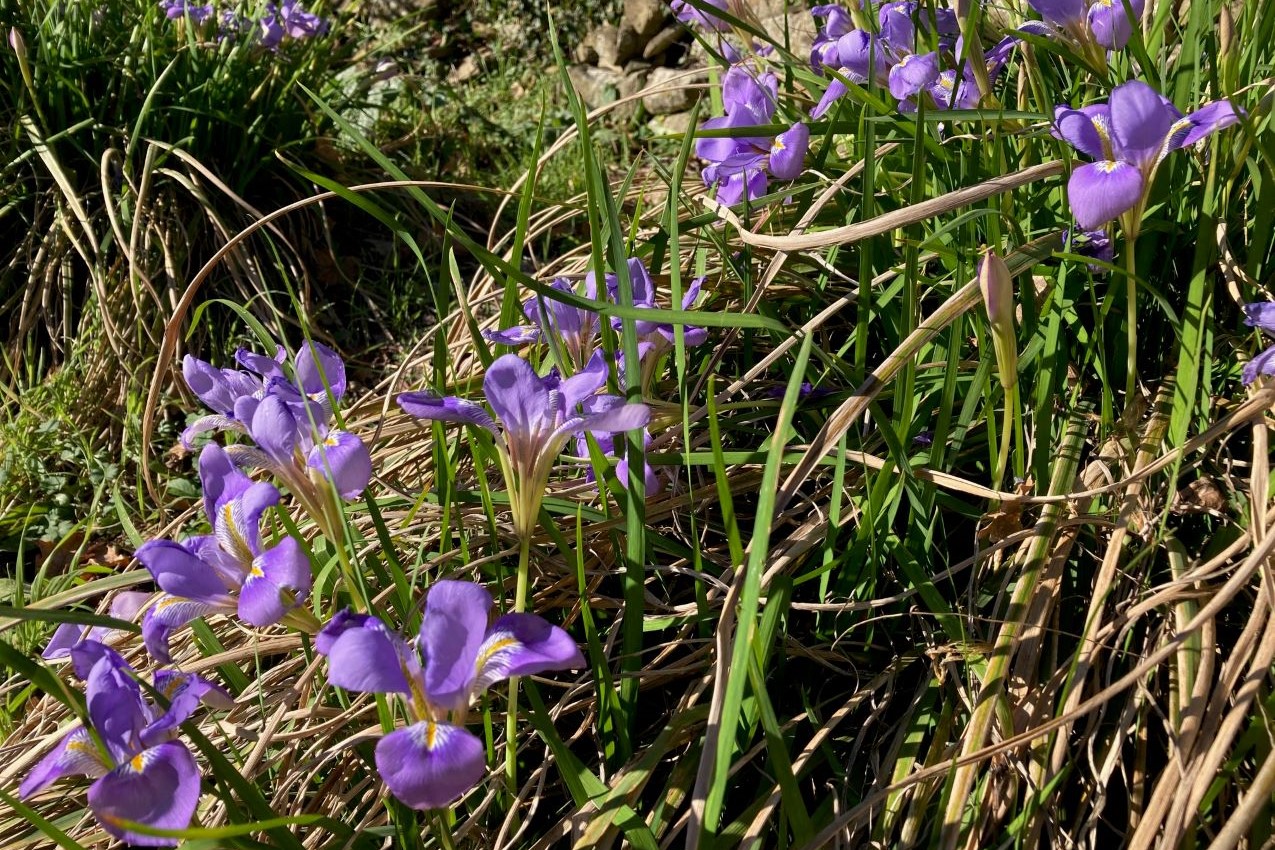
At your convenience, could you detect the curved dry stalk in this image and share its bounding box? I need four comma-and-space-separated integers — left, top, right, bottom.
704, 161, 1066, 251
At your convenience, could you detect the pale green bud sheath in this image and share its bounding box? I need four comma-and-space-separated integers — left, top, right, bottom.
979, 249, 1020, 491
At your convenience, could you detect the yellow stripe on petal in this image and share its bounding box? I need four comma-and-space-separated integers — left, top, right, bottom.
475, 636, 519, 676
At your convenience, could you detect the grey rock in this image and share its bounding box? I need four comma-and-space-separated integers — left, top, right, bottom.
620, 67, 651, 99
759, 10, 817, 59
592, 23, 621, 68
574, 40, 599, 65
447, 53, 481, 84
751, 0, 804, 19
647, 111, 695, 135
643, 24, 683, 60
567, 64, 626, 110
642, 66, 707, 115
624, 0, 667, 40
614, 23, 643, 66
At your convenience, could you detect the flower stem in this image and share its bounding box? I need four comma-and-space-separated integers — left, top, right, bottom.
1124, 229, 1139, 405
505, 533, 532, 795
433, 812, 458, 850
304, 472, 368, 614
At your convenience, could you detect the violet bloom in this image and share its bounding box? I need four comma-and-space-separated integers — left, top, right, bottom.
484, 276, 604, 371
398, 353, 649, 538
136, 443, 312, 663
318, 581, 583, 809
219, 8, 250, 38
811, 1, 951, 117
607, 266, 710, 382
159, 0, 213, 24
575, 394, 663, 494
277, 0, 328, 38
20, 641, 231, 846
697, 66, 810, 204
811, 4, 855, 72
259, 11, 286, 48
1064, 228, 1114, 271
924, 35, 1018, 111
489, 260, 707, 387
1241, 303, 1275, 386
258, 1, 328, 48
1053, 80, 1240, 229
671, 0, 730, 31
1023, 0, 1144, 51
43, 592, 151, 661
182, 341, 372, 502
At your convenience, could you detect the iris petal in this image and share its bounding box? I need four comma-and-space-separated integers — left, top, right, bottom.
249, 395, 302, 467
143, 672, 234, 747
197, 443, 252, 527
1109, 80, 1180, 168
88, 742, 201, 847
307, 430, 373, 500
1242, 344, 1275, 386
419, 580, 493, 712
19, 728, 109, 799
322, 616, 413, 695
135, 541, 233, 607
1027, 0, 1085, 25
1053, 105, 1112, 160
237, 538, 311, 627
484, 354, 554, 450
1066, 160, 1144, 229
374, 722, 487, 810
768, 123, 810, 180
470, 613, 585, 697
888, 52, 940, 102
315, 608, 374, 655
295, 341, 347, 400
1243, 303, 1275, 335
397, 393, 498, 433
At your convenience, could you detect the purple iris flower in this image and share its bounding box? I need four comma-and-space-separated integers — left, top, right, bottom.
318, 581, 583, 809
258, 1, 327, 48
43, 592, 151, 661
1023, 0, 1145, 50
277, 0, 328, 37
484, 276, 604, 370
180, 346, 277, 447
1053, 80, 1241, 229
811, 1, 947, 118
488, 259, 707, 390
259, 11, 286, 48
811, 4, 856, 72
575, 396, 663, 494
183, 341, 372, 502
159, 0, 213, 24
399, 354, 649, 538
608, 267, 710, 389
671, 0, 731, 31
136, 443, 312, 663
19, 641, 231, 846
923, 35, 1018, 111
1241, 303, 1275, 386
1064, 228, 1114, 271
697, 66, 811, 204
219, 8, 250, 38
